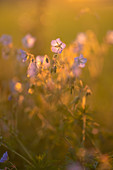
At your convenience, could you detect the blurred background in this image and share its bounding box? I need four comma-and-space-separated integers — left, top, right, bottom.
0, 0, 113, 151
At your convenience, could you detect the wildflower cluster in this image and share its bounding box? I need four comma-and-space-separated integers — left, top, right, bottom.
0, 32, 113, 170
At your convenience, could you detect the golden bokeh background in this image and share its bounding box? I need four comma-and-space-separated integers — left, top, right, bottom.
0, 0, 113, 155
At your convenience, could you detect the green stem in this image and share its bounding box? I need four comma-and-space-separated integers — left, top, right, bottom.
1, 142, 35, 169
82, 113, 86, 148
12, 132, 34, 162
81, 96, 86, 170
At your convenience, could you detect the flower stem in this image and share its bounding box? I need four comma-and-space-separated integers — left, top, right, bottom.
82, 96, 86, 170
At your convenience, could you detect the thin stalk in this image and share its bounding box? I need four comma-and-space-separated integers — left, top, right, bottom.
15, 105, 18, 133
82, 113, 86, 148
59, 98, 74, 118
12, 132, 34, 162
81, 96, 86, 170
8, 161, 17, 170
82, 96, 86, 147
1, 142, 35, 169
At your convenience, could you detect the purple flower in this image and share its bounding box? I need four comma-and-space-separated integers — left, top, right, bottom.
22, 34, 36, 48
17, 49, 27, 62
2, 47, 10, 59
0, 151, 8, 163
27, 61, 37, 77
0, 35, 12, 46
36, 56, 44, 68
8, 95, 12, 101
51, 38, 66, 54
74, 54, 87, 68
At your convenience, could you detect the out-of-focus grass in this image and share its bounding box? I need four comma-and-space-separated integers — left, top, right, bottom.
0, 0, 113, 140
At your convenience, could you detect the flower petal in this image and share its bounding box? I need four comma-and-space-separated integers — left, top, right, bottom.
51, 46, 59, 53
79, 54, 83, 59
58, 47, 63, 54
27, 62, 37, 77
80, 58, 87, 64
56, 38, 62, 45
79, 63, 85, 68
74, 57, 79, 63
61, 43, 66, 49
51, 40, 57, 46
0, 151, 8, 163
